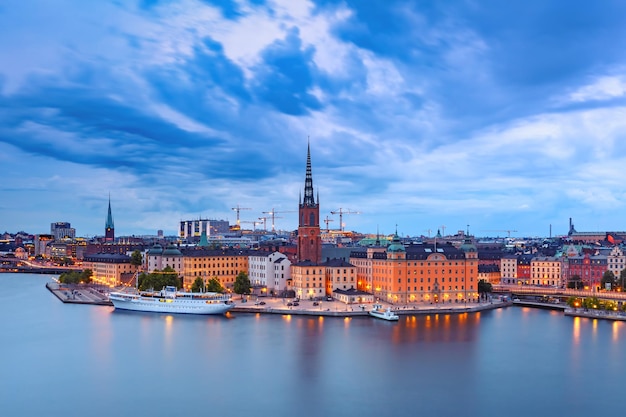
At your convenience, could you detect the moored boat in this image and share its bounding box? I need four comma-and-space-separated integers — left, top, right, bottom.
109, 286, 233, 315
369, 303, 399, 321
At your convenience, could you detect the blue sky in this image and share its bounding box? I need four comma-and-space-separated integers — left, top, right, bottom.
2, 0, 626, 239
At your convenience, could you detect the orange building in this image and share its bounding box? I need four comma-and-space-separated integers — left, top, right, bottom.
350, 235, 478, 305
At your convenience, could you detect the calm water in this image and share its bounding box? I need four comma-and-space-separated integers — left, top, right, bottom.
2, 273, 624, 417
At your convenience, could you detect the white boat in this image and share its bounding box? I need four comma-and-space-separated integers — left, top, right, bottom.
109, 286, 234, 315
369, 304, 399, 321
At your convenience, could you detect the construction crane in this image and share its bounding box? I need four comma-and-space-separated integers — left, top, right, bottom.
323, 216, 334, 231
258, 217, 270, 232
330, 208, 360, 232
231, 205, 251, 227
262, 208, 295, 232
482, 229, 518, 238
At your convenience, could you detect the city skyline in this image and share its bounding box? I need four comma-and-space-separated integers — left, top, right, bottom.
2, 1, 626, 238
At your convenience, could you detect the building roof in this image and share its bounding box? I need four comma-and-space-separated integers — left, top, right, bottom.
322, 258, 355, 268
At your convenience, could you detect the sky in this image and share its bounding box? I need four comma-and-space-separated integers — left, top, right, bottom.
2, 0, 626, 239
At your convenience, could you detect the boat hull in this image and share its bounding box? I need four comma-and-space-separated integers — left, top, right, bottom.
109, 293, 234, 315
369, 310, 399, 321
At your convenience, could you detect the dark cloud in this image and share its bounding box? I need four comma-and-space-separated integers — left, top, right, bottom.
251, 27, 322, 115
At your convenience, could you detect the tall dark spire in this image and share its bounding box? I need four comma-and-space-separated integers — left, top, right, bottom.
303, 140, 315, 207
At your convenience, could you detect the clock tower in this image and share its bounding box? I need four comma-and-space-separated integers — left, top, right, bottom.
297, 142, 321, 263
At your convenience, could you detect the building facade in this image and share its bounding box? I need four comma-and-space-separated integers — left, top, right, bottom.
84, 253, 134, 287
179, 248, 250, 290
248, 251, 291, 294
500, 254, 518, 284
179, 219, 230, 240
51, 222, 75, 240
530, 256, 562, 287
350, 236, 479, 305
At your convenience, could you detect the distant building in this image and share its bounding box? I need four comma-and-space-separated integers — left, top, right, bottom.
50, 222, 75, 240
179, 219, 230, 241
34, 234, 54, 257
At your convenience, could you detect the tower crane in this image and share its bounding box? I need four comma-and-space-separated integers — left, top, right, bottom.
262, 208, 295, 232
258, 217, 270, 232
231, 205, 251, 227
323, 216, 334, 232
330, 208, 360, 232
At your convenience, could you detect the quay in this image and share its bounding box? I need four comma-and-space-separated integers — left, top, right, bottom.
564, 308, 626, 322
46, 281, 508, 316
46, 282, 113, 306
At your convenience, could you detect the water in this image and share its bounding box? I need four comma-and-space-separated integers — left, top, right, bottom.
2, 273, 624, 417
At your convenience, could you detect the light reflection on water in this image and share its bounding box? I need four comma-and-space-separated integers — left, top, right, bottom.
3, 274, 626, 417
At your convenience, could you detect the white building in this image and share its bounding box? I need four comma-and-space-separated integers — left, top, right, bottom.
607, 246, 626, 278
248, 251, 291, 294
179, 219, 230, 240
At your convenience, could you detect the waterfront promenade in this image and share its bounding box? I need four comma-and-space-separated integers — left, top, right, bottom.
46, 281, 507, 316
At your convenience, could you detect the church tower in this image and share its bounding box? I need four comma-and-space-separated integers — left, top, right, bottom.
105, 195, 115, 242
297, 142, 321, 263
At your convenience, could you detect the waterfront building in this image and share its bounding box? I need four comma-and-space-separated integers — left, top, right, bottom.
324, 258, 357, 294
530, 256, 562, 287
500, 254, 518, 284
350, 235, 478, 305
293, 143, 324, 299
478, 264, 501, 285
50, 222, 75, 241
568, 252, 607, 291
84, 253, 134, 287
105, 196, 115, 242
248, 251, 291, 295
517, 254, 534, 284
179, 247, 250, 290
291, 261, 325, 300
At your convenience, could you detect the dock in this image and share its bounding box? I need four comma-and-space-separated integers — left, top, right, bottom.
46, 282, 113, 306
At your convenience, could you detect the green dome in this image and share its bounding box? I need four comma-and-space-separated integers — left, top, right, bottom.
147, 244, 163, 255
459, 238, 477, 252
387, 234, 406, 253
162, 244, 182, 256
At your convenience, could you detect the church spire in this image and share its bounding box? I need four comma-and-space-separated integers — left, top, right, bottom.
303, 139, 315, 207
105, 194, 115, 242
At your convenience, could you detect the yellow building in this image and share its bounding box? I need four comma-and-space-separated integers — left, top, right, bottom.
180, 248, 250, 290
350, 235, 478, 305
324, 258, 357, 295
292, 261, 325, 300
84, 253, 135, 287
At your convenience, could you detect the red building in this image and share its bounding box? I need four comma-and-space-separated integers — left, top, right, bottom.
568, 253, 607, 291
296, 143, 321, 263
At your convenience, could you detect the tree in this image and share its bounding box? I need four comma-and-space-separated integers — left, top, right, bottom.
80, 269, 93, 283
233, 271, 251, 295
206, 277, 225, 293
130, 250, 143, 270
477, 279, 492, 294
191, 277, 205, 293
138, 267, 181, 291
568, 275, 583, 290
601, 270, 616, 291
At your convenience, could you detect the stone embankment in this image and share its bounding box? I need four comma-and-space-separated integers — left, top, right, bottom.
46, 282, 113, 306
